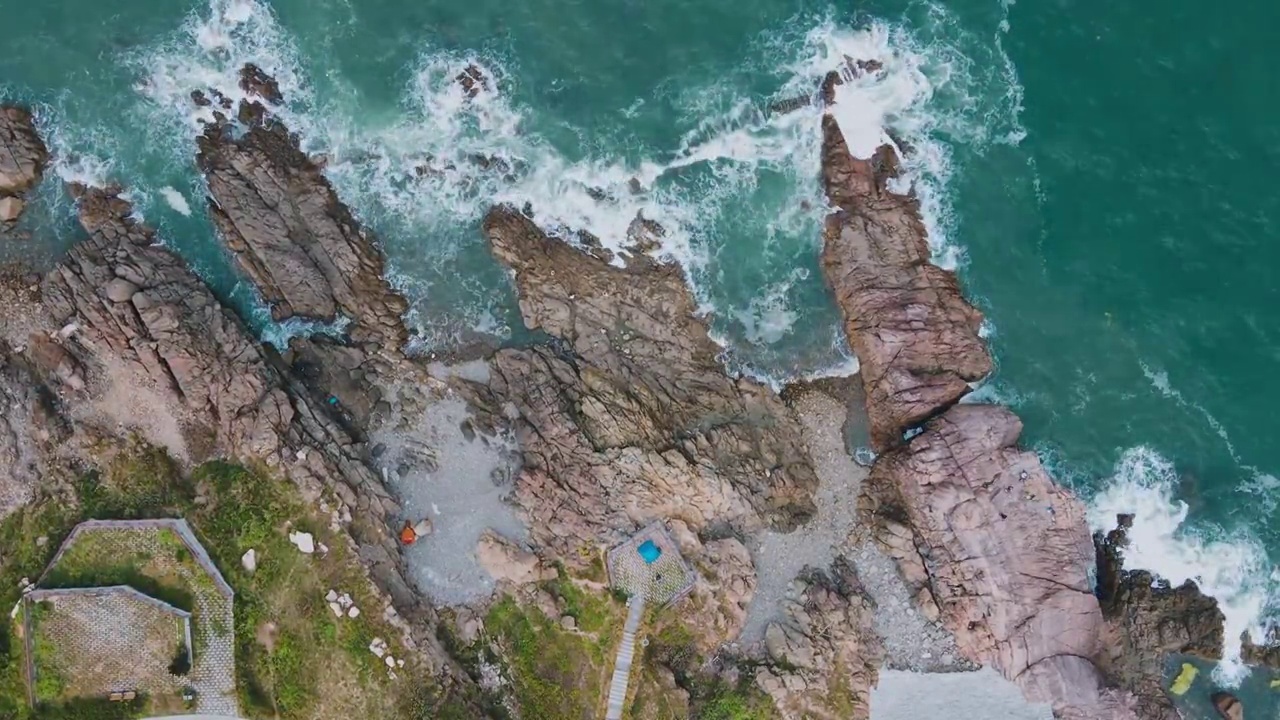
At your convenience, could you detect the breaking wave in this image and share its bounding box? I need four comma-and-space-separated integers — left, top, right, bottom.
1088, 447, 1278, 685
117, 0, 1023, 375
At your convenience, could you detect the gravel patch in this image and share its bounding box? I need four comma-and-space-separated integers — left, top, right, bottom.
848, 538, 968, 672
871, 668, 1053, 720
741, 381, 967, 672
738, 391, 863, 643
369, 388, 527, 605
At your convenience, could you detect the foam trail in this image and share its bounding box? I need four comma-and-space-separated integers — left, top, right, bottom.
1141, 362, 1242, 463
1088, 447, 1275, 684
159, 186, 192, 216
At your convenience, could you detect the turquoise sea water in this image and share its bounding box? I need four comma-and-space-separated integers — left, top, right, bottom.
2, 0, 1277, 706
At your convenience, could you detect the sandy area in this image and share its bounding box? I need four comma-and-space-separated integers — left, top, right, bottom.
871, 668, 1053, 720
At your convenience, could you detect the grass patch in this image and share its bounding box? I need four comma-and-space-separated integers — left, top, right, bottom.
186, 460, 447, 720
630, 618, 777, 720
478, 578, 625, 720
0, 440, 466, 719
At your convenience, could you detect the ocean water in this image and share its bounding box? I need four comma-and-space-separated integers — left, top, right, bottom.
2, 0, 1277, 701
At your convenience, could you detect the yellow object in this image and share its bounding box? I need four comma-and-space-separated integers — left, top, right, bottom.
1269, 677, 1280, 689
1169, 663, 1198, 696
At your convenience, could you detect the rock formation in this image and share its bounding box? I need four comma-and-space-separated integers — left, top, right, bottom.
0, 106, 48, 223
820, 76, 1145, 719
0, 337, 65, 517
1094, 516, 1227, 720
35, 183, 465, 684
859, 404, 1125, 715
475, 530, 557, 587
819, 113, 990, 449
461, 206, 818, 559
194, 69, 408, 357
665, 519, 758, 652
754, 557, 882, 720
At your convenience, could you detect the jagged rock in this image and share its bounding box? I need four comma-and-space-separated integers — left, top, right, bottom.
475, 530, 554, 586
668, 521, 757, 651
755, 558, 882, 720
241, 548, 257, 573
24, 333, 85, 391
38, 184, 465, 682
455, 64, 490, 99
461, 207, 818, 558
0, 106, 48, 199
1211, 692, 1242, 720
860, 403, 1123, 717
819, 113, 989, 449
195, 83, 409, 352
1093, 515, 1224, 720
239, 63, 283, 105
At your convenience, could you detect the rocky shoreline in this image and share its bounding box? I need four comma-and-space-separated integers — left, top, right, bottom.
0, 61, 1265, 720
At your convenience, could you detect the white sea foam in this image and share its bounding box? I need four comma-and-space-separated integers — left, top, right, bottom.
1141, 361, 1242, 464
124, 0, 1022, 372
1088, 446, 1276, 684
158, 186, 192, 216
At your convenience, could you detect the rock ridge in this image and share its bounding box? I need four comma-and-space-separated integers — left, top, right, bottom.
819, 74, 1146, 719
461, 206, 820, 559
819, 112, 990, 450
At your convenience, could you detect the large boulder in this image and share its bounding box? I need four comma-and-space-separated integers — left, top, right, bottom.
0, 106, 48, 198
860, 403, 1125, 717
463, 207, 818, 559
819, 113, 990, 449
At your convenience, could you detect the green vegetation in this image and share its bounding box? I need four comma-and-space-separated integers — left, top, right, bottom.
0, 438, 471, 720
627, 618, 777, 720
464, 573, 625, 720
41, 528, 208, 612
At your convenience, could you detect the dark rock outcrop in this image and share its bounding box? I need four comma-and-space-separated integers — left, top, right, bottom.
1094, 516, 1225, 720
194, 86, 408, 355
462, 206, 818, 558
819, 114, 990, 449
0, 105, 48, 223
1211, 692, 1243, 720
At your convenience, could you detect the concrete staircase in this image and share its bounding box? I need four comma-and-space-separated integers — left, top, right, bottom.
605, 595, 647, 719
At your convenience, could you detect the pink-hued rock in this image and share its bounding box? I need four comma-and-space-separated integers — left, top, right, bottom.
819, 114, 990, 449
865, 405, 1104, 692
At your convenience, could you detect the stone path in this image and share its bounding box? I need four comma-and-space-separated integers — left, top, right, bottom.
605, 596, 646, 720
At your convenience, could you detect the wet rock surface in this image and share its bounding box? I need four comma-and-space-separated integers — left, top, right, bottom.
1094, 515, 1227, 720
819, 114, 990, 450
461, 206, 818, 558
0, 106, 48, 210
194, 81, 408, 355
